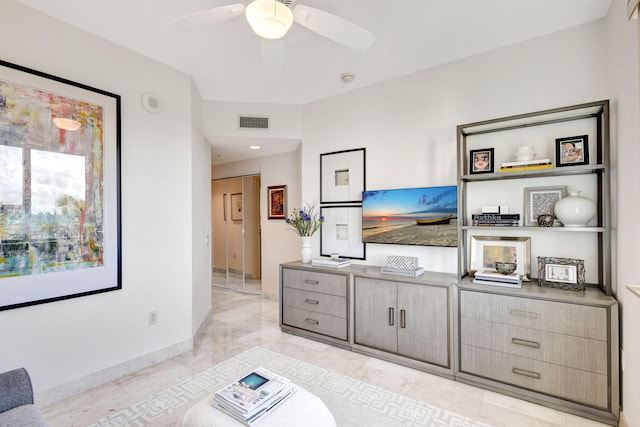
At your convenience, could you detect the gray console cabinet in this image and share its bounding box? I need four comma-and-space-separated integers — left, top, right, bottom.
280, 262, 456, 378
455, 101, 619, 425
280, 263, 350, 348
456, 284, 619, 425
353, 277, 449, 367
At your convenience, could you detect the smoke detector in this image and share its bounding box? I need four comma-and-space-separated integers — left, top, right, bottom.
341, 72, 355, 83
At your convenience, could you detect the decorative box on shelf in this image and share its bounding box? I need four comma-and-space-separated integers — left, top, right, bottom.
382, 256, 423, 277
385, 256, 418, 271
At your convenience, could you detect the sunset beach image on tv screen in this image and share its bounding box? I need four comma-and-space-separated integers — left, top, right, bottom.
362, 186, 457, 247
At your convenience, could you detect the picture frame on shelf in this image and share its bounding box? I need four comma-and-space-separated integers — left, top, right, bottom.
555, 135, 589, 167
320, 205, 365, 260
267, 185, 286, 220
469, 148, 494, 174
470, 236, 531, 280
0, 59, 121, 311
537, 256, 585, 290
230, 193, 243, 221
320, 148, 366, 204
523, 185, 568, 226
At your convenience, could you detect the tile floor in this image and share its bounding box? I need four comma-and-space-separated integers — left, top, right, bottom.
211, 270, 262, 294
41, 287, 609, 427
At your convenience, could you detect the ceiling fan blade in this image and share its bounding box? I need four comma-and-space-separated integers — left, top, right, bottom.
292, 4, 375, 51
261, 38, 285, 72
159, 3, 246, 33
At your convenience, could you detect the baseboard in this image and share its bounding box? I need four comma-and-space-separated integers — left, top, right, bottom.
261, 291, 278, 301
35, 338, 193, 408
619, 411, 628, 427
194, 306, 213, 340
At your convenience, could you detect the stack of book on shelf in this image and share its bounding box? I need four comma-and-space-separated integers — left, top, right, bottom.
212, 368, 296, 426
311, 257, 351, 268
473, 270, 522, 288
498, 158, 553, 173
472, 213, 520, 227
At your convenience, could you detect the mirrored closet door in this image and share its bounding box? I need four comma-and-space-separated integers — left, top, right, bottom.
211, 175, 261, 293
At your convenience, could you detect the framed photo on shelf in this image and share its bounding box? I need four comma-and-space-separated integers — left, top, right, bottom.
555, 135, 589, 167
267, 185, 286, 220
523, 185, 567, 226
469, 148, 494, 174
470, 236, 531, 280
0, 59, 121, 311
320, 205, 365, 260
230, 193, 243, 221
537, 256, 585, 290
320, 148, 366, 204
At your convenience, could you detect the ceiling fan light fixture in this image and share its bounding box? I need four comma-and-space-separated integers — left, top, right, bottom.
245, 0, 293, 40
53, 117, 82, 131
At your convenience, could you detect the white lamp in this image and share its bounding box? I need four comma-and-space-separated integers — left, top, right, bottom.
245, 0, 293, 39
53, 117, 81, 131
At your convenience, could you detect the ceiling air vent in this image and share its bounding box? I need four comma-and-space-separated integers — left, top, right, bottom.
238, 115, 270, 130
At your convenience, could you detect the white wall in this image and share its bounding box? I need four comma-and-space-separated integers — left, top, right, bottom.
606, 1, 640, 425
212, 150, 301, 296
202, 101, 302, 138
190, 80, 212, 334
302, 20, 608, 271
0, 2, 207, 401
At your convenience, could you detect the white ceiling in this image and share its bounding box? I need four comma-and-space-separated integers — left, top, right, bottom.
16, 0, 611, 164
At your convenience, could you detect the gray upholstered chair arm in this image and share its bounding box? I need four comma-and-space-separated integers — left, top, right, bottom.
0, 368, 34, 414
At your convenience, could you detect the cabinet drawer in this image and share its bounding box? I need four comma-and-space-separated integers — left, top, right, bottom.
460, 291, 607, 340
461, 345, 608, 408
283, 288, 347, 318
461, 318, 607, 374
282, 268, 347, 297
282, 306, 347, 340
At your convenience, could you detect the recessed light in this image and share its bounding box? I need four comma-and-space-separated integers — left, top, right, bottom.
249, 145, 262, 150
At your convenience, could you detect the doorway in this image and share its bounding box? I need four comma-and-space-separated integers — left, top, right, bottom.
211, 175, 262, 293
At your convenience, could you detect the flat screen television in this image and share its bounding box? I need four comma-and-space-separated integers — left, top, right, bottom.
362, 185, 457, 247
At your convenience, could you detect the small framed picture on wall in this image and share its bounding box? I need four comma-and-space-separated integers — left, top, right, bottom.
267, 185, 286, 220
470, 148, 494, 174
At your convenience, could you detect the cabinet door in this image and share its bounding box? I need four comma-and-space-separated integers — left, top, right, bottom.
397, 282, 448, 366
354, 277, 397, 353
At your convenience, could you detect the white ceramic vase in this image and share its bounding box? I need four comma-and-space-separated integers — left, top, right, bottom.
300, 236, 312, 263
554, 190, 596, 227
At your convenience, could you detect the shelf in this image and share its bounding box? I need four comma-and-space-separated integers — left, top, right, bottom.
461, 164, 605, 182
458, 100, 607, 136
457, 99, 611, 296
460, 226, 605, 232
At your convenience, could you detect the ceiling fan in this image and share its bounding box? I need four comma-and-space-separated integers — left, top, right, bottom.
161, 0, 375, 52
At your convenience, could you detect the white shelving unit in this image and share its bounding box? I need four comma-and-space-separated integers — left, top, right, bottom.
456, 100, 611, 295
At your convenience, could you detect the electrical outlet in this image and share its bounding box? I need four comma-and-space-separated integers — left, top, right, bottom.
148, 310, 158, 325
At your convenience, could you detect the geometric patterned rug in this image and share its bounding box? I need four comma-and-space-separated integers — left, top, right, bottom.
91, 347, 493, 426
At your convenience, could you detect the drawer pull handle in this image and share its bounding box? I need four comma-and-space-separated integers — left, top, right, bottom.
511, 338, 540, 348
510, 309, 540, 319
400, 309, 406, 329
512, 367, 541, 379
388, 307, 395, 326
304, 299, 319, 305
305, 318, 319, 325
305, 279, 319, 285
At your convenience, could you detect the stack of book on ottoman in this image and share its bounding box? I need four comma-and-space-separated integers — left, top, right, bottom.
473, 270, 522, 288
212, 368, 296, 425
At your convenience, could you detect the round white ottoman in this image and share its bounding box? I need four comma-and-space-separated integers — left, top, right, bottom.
180, 385, 336, 427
